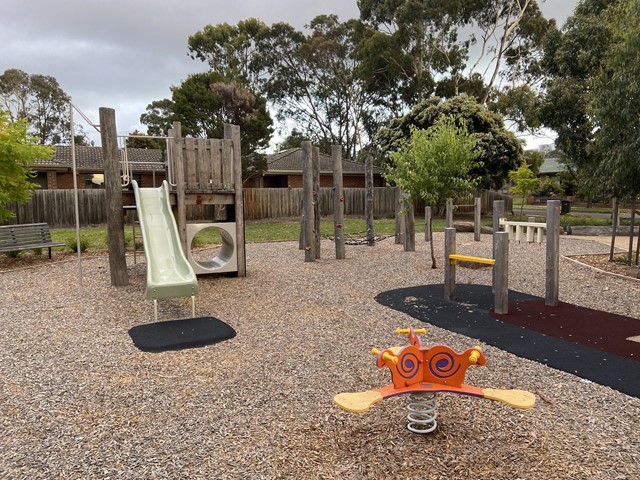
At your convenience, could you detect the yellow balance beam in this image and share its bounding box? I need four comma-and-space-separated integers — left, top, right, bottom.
449, 254, 496, 266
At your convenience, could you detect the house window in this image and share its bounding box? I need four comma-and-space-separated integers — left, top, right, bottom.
30, 173, 49, 189
85, 174, 105, 189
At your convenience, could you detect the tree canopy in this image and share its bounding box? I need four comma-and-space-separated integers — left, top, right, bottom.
0, 110, 53, 222
378, 95, 523, 189
0, 69, 79, 145
357, 0, 554, 108
385, 118, 482, 206
590, 0, 640, 199
140, 72, 273, 156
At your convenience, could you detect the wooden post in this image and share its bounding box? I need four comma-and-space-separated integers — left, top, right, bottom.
395, 188, 404, 244
171, 121, 187, 254
474, 196, 481, 241
365, 155, 375, 246
424, 206, 432, 242
313, 146, 321, 259
494, 231, 509, 314
546, 200, 561, 306
100, 107, 128, 287
444, 227, 456, 300
492, 200, 504, 293
610, 197, 619, 261
446, 198, 453, 228
298, 198, 305, 250
224, 124, 246, 277
302, 141, 315, 262
404, 197, 415, 252
332, 145, 345, 260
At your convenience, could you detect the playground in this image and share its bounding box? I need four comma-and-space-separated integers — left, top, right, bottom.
1, 231, 638, 479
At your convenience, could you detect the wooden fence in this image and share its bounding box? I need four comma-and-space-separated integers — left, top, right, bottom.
3, 188, 512, 227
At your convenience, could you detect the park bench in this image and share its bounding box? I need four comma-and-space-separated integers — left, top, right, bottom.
499, 218, 546, 243
0, 223, 65, 259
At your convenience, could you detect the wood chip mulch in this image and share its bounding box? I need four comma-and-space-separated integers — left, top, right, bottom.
1, 234, 639, 479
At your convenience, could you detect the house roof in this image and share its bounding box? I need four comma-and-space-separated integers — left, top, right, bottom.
266, 148, 382, 175
539, 157, 567, 175
34, 145, 165, 172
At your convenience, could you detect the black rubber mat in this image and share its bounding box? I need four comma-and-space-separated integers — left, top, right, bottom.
129, 316, 236, 352
375, 284, 640, 398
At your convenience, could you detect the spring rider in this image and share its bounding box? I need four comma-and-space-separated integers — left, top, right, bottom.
334, 327, 535, 433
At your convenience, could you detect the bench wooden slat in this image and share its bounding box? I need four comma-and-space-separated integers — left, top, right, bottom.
0, 223, 65, 258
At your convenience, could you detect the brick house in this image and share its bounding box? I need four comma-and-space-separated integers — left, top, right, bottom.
32, 145, 166, 190
34, 146, 384, 190
247, 148, 385, 188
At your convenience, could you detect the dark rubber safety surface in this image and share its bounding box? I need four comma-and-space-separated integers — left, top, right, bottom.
375, 284, 640, 398
129, 316, 236, 352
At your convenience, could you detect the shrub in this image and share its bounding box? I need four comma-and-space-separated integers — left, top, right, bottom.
4, 250, 21, 258
67, 237, 89, 253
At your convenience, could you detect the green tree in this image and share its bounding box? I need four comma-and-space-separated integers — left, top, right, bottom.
187, 18, 270, 89
0, 69, 78, 145
125, 130, 165, 150
385, 117, 482, 267
538, 0, 618, 196
590, 0, 640, 263
378, 95, 522, 189
508, 164, 539, 219
276, 129, 306, 151
0, 111, 53, 222
357, 0, 553, 109
188, 16, 384, 160
591, 0, 640, 199
141, 72, 273, 156
523, 148, 544, 174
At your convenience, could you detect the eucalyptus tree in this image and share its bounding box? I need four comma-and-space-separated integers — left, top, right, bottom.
357, 0, 554, 110
590, 0, 640, 263
188, 16, 382, 160
538, 0, 619, 202
0, 68, 77, 145
591, 0, 640, 199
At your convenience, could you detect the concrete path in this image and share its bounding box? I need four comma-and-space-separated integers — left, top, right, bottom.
563, 234, 638, 251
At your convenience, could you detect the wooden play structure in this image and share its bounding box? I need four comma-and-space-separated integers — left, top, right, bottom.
334, 326, 535, 434
100, 108, 246, 318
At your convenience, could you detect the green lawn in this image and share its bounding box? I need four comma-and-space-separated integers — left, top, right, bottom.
36, 213, 622, 254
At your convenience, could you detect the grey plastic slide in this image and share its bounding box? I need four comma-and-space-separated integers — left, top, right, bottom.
132, 180, 199, 300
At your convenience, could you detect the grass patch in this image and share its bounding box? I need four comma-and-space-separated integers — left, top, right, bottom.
49, 213, 619, 251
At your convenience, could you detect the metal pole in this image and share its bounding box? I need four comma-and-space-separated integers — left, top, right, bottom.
69, 105, 83, 286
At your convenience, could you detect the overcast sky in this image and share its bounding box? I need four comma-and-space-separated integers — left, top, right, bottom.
2, 0, 579, 149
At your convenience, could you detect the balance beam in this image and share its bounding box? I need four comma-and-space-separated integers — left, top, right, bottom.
444, 228, 509, 314
449, 254, 496, 266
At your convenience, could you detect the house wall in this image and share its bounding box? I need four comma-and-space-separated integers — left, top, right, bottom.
285, 174, 384, 188
39, 171, 166, 190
